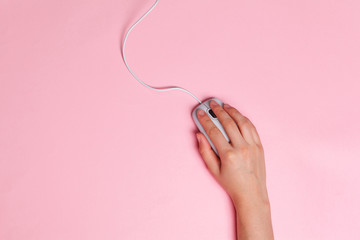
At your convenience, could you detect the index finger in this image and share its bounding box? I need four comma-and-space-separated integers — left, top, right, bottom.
209, 100, 245, 147
197, 109, 232, 155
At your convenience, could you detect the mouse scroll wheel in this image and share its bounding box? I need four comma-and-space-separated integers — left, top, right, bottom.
208, 109, 217, 118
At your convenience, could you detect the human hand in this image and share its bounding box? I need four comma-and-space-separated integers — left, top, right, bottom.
196, 100, 274, 239
195, 100, 269, 205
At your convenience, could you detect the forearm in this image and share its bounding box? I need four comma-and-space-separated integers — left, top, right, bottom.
233, 188, 274, 240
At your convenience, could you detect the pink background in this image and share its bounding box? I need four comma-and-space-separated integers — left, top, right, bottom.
1, 0, 360, 239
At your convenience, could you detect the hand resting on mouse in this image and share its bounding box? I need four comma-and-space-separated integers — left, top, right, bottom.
195, 100, 274, 240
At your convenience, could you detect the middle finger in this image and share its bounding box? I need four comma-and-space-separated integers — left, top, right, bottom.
209, 100, 245, 147
197, 109, 232, 154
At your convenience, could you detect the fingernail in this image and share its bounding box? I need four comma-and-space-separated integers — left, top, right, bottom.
198, 109, 205, 116
210, 100, 219, 107
196, 134, 201, 143
224, 104, 230, 109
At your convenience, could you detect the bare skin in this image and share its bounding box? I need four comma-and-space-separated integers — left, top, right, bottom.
195, 100, 274, 240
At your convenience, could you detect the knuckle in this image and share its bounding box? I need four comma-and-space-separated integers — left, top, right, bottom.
212, 104, 221, 111
202, 118, 212, 128
223, 150, 237, 161
250, 143, 264, 155
232, 109, 243, 118
239, 145, 250, 158
208, 126, 219, 136
240, 117, 252, 128
222, 118, 235, 129
250, 145, 259, 153
248, 121, 256, 130
214, 107, 226, 118
199, 148, 207, 156
242, 116, 250, 123
257, 143, 264, 152
228, 109, 238, 118
226, 106, 237, 113
199, 145, 209, 157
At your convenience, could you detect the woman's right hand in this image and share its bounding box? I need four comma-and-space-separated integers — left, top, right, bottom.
195, 100, 274, 240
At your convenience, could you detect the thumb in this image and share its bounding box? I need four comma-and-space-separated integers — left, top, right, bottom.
196, 133, 220, 177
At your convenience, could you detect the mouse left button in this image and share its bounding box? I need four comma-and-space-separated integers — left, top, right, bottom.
208, 109, 217, 118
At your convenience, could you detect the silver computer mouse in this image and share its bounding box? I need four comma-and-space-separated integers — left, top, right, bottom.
192, 98, 230, 156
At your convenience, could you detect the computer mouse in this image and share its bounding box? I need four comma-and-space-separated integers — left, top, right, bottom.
192, 98, 230, 156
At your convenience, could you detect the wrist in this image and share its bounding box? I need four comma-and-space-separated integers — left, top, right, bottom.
232, 194, 271, 213
229, 180, 270, 209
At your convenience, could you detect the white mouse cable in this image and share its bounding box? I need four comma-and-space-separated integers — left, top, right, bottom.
122, 0, 203, 104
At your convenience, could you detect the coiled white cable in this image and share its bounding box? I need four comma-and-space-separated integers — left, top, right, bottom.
121, 0, 202, 104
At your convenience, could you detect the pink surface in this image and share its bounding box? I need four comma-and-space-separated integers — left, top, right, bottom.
1, 0, 360, 239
